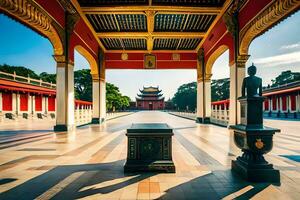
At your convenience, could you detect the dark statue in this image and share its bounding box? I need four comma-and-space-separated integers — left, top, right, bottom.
241, 64, 262, 97
231, 64, 280, 183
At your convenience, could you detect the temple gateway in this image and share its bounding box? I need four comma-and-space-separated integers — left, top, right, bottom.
136, 86, 165, 110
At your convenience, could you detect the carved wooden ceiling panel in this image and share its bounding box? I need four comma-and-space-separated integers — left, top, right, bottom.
100, 38, 147, 50
79, 0, 226, 51
87, 14, 147, 32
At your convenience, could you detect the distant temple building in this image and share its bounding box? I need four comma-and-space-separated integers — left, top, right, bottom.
136, 86, 165, 110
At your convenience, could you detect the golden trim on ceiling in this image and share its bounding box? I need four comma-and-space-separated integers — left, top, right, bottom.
82, 6, 221, 14
97, 32, 205, 38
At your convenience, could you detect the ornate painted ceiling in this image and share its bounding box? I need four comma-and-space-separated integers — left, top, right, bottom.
77, 0, 227, 52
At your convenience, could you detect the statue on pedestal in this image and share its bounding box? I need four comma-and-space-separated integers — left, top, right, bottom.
231, 64, 280, 183
241, 64, 262, 97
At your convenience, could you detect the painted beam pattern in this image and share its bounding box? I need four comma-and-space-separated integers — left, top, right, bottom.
105, 52, 197, 69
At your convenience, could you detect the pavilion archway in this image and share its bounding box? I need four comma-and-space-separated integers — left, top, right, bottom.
239, 0, 300, 56
0, 0, 64, 56
75, 45, 98, 75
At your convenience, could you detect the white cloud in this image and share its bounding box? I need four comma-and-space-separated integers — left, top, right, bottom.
253, 51, 300, 67
280, 42, 300, 50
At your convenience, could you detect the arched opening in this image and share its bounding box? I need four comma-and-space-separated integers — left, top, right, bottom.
0, 13, 58, 128
245, 10, 300, 120
106, 69, 196, 112
73, 47, 95, 125
207, 46, 230, 126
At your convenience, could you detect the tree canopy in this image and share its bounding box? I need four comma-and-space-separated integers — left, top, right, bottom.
0, 64, 40, 79
172, 82, 197, 111
270, 70, 300, 87
211, 78, 229, 101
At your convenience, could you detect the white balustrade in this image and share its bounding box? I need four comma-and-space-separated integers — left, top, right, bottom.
210, 105, 229, 126
74, 104, 93, 126
0, 71, 56, 88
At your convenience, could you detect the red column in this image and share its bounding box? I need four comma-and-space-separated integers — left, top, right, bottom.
35, 95, 42, 111
20, 93, 28, 111
272, 96, 277, 111
48, 96, 56, 111
291, 94, 296, 111
281, 96, 287, 112
264, 98, 269, 111
2, 92, 12, 111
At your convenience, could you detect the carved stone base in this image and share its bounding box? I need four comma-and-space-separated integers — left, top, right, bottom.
54, 124, 75, 132
196, 117, 210, 124
232, 151, 280, 182
91, 118, 105, 124
124, 160, 175, 173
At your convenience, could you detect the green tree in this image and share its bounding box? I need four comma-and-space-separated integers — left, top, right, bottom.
106, 83, 130, 111
172, 82, 197, 111
74, 69, 92, 101
211, 78, 229, 101
39, 72, 56, 83
0, 64, 39, 79
271, 70, 300, 86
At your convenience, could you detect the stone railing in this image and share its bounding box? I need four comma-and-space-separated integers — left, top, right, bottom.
0, 71, 56, 89
210, 107, 229, 127
74, 100, 93, 126
168, 111, 196, 120
106, 111, 133, 120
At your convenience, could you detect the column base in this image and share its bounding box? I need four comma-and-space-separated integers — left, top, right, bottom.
232, 159, 280, 183
196, 117, 210, 124
91, 118, 105, 124
54, 124, 75, 132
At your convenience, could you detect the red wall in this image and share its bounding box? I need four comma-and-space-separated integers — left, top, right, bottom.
137, 100, 164, 110
2, 92, 12, 111
48, 96, 55, 111
291, 94, 296, 111
35, 95, 42, 111
272, 96, 277, 110
264, 99, 269, 111
281, 96, 287, 111
20, 93, 28, 111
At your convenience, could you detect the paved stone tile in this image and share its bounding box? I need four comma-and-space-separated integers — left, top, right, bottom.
0, 111, 299, 199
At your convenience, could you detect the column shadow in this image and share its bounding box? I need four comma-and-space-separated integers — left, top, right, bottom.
158, 170, 272, 200
0, 160, 155, 200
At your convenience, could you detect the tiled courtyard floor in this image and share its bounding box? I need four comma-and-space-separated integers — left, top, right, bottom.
0, 111, 299, 200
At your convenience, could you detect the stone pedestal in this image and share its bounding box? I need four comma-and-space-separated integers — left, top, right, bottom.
124, 123, 175, 173
231, 96, 280, 182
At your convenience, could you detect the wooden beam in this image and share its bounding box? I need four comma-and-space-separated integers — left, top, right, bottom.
97, 32, 205, 38
82, 6, 222, 14
196, 0, 232, 51
146, 11, 155, 52
71, 0, 106, 52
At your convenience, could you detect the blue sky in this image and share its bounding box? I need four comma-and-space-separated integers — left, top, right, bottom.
0, 11, 300, 100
